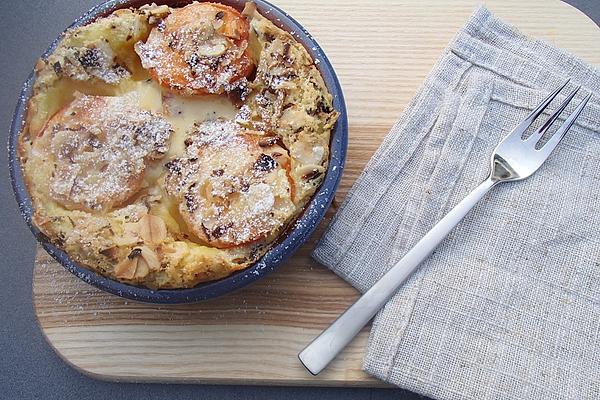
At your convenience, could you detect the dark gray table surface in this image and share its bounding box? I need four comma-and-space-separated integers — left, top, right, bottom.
1, 1, 598, 399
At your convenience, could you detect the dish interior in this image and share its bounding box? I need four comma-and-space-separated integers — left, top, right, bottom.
9, 0, 347, 303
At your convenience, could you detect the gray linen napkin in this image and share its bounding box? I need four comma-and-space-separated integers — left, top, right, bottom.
313, 6, 600, 400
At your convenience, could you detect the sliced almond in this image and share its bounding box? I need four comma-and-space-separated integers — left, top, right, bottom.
113, 8, 131, 16
241, 2, 257, 18
138, 246, 161, 272
114, 222, 141, 246
114, 246, 160, 279
296, 164, 326, 181
162, 241, 188, 263
140, 3, 171, 23
99, 246, 119, 261
114, 254, 138, 279
137, 214, 167, 244
135, 257, 150, 278
211, 18, 224, 30
197, 42, 227, 57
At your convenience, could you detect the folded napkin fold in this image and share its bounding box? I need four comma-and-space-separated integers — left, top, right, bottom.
313, 6, 600, 400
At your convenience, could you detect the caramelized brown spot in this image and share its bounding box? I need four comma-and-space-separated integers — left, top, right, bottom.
99, 247, 118, 260
258, 136, 279, 147
254, 153, 277, 172
165, 159, 182, 174
52, 62, 62, 75
301, 169, 322, 181
316, 100, 332, 113
211, 223, 232, 239
128, 248, 142, 259
78, 48, 102, 68
184, 193, 197, 212
227, 85, 251, 107
201, 223, 211, 238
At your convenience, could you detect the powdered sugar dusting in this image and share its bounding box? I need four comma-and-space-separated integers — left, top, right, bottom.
164, 119, 295, 247
134, 2, 253, 95
50, 40, 131, 85
46, 93, 172, 211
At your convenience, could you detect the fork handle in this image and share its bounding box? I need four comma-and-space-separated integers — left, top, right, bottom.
299, 177, 498, 375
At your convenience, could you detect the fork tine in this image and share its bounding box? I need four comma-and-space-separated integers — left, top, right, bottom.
537, 93, 592, 156
526, 86, 580, 144
510, 79, 571, 139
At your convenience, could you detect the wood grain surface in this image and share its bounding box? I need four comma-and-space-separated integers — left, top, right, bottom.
33, 0, 600, 386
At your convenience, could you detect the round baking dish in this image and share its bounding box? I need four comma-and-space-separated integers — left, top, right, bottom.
8, 0, 347, 303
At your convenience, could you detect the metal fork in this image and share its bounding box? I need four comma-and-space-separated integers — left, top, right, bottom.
299, 80, 592, 375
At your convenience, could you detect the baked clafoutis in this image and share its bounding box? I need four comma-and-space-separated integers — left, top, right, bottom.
18, 2, 338, 289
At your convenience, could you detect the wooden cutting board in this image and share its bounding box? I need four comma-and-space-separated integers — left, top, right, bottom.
33, 0, 600, 386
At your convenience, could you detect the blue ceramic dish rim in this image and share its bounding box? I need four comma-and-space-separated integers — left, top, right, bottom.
8, 0, 348, 304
